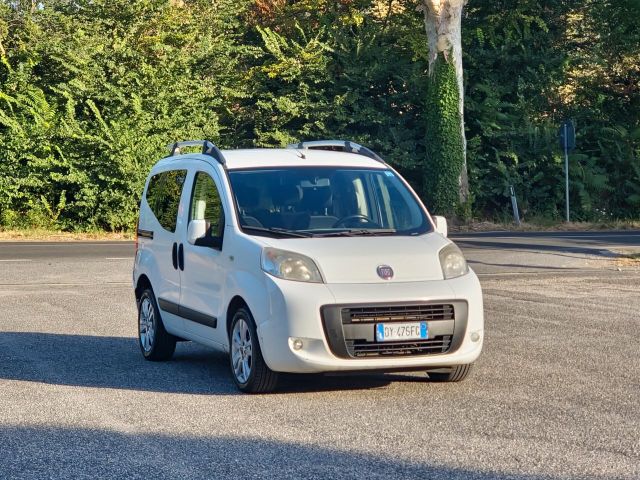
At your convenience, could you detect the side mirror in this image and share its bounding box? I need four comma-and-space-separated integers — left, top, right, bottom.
188, 219, 223, 250
433, 216, 448, 237
187, 219, 207, 245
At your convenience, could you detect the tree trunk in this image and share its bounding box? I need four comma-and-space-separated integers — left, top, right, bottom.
421, 0, 469, 215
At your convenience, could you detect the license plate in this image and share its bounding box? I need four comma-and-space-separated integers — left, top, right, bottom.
376, 322, 428, 342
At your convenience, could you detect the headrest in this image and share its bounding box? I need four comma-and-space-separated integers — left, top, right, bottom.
301, 186, 332, 210
273, 184, 300, 207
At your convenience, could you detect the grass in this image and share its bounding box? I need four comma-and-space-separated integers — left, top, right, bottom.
1, 219, 639, 241
614, 252, 640, 269
0, 229, 134, 241
449, 219, 640, 233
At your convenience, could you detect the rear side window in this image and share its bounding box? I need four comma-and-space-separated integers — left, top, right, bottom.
145, 170, 187, 232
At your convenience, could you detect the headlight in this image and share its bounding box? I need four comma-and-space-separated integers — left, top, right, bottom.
261, 248, 324, 283
439, 243, 469, 279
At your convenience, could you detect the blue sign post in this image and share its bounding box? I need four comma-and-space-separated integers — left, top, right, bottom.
559, 120, 576, 222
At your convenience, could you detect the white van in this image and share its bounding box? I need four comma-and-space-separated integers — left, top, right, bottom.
133, 140, 484, 393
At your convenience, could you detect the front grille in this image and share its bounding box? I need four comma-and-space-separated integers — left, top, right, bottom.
321, 302, 465, 360
345, 304, 454, 324
347, 336, 452, 357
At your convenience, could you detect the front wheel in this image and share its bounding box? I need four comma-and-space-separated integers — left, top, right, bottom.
229, 307, 278, 393
138, 289, 176, 361
427, 364, 472, 382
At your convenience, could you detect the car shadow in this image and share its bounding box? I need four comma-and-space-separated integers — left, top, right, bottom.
455, 238, 630, 257
466, 259, 591, 271
0, 332, 411, 395
0, 424, 565, 480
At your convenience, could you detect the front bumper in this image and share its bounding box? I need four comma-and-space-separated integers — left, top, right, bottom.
256, 272, 484, 374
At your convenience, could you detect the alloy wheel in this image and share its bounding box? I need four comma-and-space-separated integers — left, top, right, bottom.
231, 317, 253, 384
139, 297, 155, 353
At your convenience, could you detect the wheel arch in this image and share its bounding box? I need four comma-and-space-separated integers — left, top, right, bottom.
226, 295, 249, 338
135, 274, 153, 304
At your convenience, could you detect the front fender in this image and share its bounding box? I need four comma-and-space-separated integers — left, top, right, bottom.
223, 269, 271, 338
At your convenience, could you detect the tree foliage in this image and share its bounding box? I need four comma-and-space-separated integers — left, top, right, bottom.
464, 0, 640, 220
0, 0, 638, 230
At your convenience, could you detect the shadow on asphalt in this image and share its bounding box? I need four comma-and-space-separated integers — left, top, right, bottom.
467, 259, 581, 271
0, 425, 564, 480
0, 332, 405, 395
455, 239, 620, 257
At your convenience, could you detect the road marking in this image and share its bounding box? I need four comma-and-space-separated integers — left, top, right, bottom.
454, 234, 640, 240
0, 243, 133, 247
0, 282, 129, 287
0, 259, 32, 263
476, 268, 617, 277
551, 234, 640, 239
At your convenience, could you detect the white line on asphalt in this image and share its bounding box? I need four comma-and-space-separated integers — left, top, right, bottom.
0, 259, 32, 262
1, 243, 132, 247
455, 234, 640, 240
476, 268, 616, 277
0, 282, 130, 286
549, 234, 640, 238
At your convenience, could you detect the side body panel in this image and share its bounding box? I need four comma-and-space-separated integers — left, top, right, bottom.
178, 161, 231, 349
135, 162, 191, 335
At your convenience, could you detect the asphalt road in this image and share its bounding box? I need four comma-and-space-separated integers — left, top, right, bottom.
452, 231, 640, 274
0, 232, 638, 479
1, 230, 639, 275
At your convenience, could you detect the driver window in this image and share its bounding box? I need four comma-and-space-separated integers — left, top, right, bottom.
190, 172, 225, 240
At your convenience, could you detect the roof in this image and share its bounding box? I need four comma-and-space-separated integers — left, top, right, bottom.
221, 148, 387, 170
153, 147, 389, 173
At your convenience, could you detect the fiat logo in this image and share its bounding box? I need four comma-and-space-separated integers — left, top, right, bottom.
377, 265, 394, 280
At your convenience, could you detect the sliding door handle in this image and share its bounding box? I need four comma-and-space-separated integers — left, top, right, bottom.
171, 242, 178, 270
178, 243, 184, 271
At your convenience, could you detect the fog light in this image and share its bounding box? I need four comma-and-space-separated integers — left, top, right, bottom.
470, 331, 481, 343
292, 338, 304, 351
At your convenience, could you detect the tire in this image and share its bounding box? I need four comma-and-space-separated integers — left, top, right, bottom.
138, 288, 176, 361
428, 364, 472, 382
229, 307, 278, 393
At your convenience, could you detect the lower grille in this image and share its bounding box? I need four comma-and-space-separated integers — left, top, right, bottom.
347, 336, 452, 357
321, 302, 466, 360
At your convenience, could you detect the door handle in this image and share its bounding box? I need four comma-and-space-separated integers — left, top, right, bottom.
172, 242, 178, 270
178, 243, 184, 271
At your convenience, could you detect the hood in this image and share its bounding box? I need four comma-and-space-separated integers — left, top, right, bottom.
262, 233, 451, 284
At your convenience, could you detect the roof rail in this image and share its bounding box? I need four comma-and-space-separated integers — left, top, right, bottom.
287, 140, 386, 165
166, 140, 226, 166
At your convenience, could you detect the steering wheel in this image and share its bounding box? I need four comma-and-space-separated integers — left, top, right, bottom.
332, 214, 375, 228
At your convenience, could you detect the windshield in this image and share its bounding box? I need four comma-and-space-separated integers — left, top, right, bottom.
228, 167, 430, 237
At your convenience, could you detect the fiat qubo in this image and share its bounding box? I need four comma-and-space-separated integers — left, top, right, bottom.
133, 140, 484, 393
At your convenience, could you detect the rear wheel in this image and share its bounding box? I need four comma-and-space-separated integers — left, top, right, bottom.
138, 289, 176, 361
427, 364, 472, 382
229, 307, 278, 393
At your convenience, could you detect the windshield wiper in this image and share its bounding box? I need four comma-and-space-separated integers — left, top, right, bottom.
314, 228, 397, 237
241, 226, 314, 238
